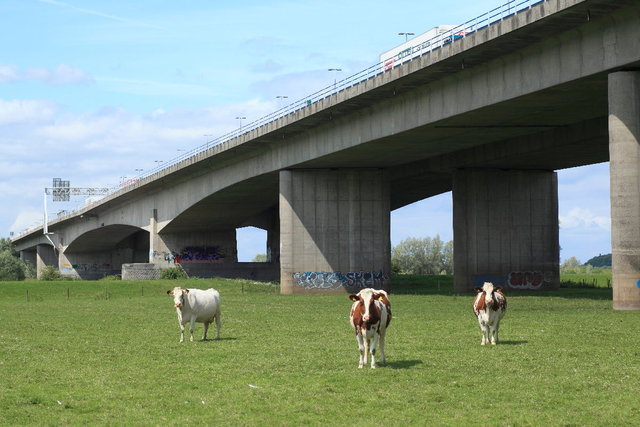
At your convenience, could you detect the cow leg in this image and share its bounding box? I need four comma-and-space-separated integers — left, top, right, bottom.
214, 312, 221, 339
479, 322, 489, 345
369, 334, 379, 369
179, 322, 185, 343
356, 333, 365, 368
491, 322, 500, 345
189, 317, 196, 342
202, 321, 210, 341
378, 331, 386, 366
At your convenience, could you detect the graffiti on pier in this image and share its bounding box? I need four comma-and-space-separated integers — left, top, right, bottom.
70, 263, 113, 272
293, 270, 389, 290
508, 271, 548, 290
150, 247, 226, 264
178, 246, 225, 262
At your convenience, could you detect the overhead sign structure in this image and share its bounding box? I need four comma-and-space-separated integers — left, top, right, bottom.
43, 178, 112, 234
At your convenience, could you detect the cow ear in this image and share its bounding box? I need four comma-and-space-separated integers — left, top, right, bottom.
495, 286, 503, 292
349, 294, 358, 302
183, 289, 190, 294
166, 290, 173, 295
474, 287, 483, 293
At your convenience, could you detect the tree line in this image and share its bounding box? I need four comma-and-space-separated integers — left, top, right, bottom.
0, 238, 34, 280
391, 235, 453, 275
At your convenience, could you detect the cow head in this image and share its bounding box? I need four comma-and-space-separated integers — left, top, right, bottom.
474, 282, 503, 311
166, 287, 189, 308
349, 288, 386, 325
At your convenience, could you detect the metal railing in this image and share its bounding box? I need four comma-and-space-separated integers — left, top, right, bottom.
18, 0, 547, 238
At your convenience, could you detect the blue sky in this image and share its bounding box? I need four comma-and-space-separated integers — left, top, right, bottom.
1, 0, 611, 263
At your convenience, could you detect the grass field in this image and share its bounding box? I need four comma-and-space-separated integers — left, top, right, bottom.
1, 277, 639, 425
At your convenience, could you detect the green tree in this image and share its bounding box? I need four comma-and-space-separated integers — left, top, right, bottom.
585, 253, 612, 268
561, 256, 582, 273
0, 237, 18, 257
391, 235, 453, 275
252, 254, 267, 262
0, 251, 26, 281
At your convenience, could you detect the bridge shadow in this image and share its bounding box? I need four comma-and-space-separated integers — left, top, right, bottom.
390, 275, 613, 301
385, 360, 423, 369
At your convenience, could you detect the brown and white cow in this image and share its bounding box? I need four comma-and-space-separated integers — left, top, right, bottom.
473, 282, 507, 345
167, 287, 221, 342
349, 288, 392, 368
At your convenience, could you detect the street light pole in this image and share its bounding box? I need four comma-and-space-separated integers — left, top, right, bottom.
236, 116, 246, 130
328, 68, 342, 92
398, 32, 415, 42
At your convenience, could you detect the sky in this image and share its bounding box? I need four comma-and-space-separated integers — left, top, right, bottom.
1, 0, 611, 263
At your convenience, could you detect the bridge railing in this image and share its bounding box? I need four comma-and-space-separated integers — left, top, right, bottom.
124, 0, 546, 184
18, 0, 547, 239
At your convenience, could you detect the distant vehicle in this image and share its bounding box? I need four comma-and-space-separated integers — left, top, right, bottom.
380, 25, 469, 70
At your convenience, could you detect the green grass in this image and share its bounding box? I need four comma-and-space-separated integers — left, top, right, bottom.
561, 271, 612, 288
1, 278, 639, 425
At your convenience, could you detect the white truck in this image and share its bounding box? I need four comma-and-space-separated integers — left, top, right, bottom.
379, 25, 465, 70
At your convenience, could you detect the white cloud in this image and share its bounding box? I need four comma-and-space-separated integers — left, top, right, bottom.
10, 210, 44, 235
0, 63, 93, 86
559, 207, 610, 230
0, 65, 19, 83
0, 99, 57, 126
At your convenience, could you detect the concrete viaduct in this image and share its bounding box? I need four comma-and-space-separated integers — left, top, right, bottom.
12, 0, 640, 308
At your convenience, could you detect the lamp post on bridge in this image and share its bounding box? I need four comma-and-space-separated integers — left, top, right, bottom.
398, 32, 415, 42
327, 68, 342, 92
236, 116, 246, 131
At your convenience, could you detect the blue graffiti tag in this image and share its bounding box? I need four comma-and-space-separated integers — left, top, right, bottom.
292, 271, 388, 290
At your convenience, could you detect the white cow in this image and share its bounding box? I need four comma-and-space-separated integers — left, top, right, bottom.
349, 288, 392, 368
473, 282, 507, 345
167, 287, 221, 342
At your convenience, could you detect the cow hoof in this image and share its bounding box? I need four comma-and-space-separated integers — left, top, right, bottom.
358, 364, 364, 369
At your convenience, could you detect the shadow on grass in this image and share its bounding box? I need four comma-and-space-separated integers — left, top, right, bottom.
385, 359, 423, 369
390, 274, 613, 300
199, 337, 238, 342
497, 340, 528, 346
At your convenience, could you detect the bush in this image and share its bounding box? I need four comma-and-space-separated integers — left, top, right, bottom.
39, 265, 63, 281
99, 275, 121, 281
0, 251, 26, 281
160, 267, 188, 280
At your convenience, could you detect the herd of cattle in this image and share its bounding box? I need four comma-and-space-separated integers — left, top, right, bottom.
167, 281, 507, 368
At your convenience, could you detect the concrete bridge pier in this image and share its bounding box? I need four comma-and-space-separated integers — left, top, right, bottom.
20, 249, 36, 273
36, 243, 58, 278
453, 169, 560, 293
609, 71, 640, 310
279, 169, 391, 294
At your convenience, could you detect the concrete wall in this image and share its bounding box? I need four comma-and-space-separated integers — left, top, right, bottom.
609, 71, 640, 310
36, 244, 58, 279
453, 169, 560, 292
279, 169, 390, 294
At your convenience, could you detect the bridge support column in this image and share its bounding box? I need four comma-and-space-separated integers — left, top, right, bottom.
609, 71, 640, 310
36, 244, 58, 278
279, 169, 390, 294
453, 169, 560, 293
20, 250, 37, 270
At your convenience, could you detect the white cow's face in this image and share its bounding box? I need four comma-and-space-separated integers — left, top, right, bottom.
167, 287, 189, 308
481, 282, 496, 305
